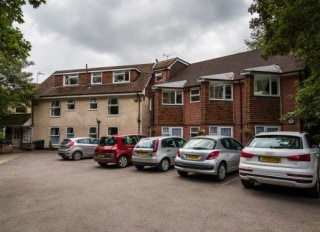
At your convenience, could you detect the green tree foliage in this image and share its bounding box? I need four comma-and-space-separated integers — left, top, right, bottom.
247, 0, 320, 128
0, 0, 45, 118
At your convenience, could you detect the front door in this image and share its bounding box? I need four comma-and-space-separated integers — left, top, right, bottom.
12, 127, 20, 148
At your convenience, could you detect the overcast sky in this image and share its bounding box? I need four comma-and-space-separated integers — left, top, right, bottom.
20, 0, 253, 83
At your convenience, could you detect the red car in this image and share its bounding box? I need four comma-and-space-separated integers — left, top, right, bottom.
93, 134, 145, 168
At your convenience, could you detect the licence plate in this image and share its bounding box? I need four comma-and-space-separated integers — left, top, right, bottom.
186, 155, 200, 160
137, 152, 146, 157
96, 154, 105, 158
260, 156, 281, 163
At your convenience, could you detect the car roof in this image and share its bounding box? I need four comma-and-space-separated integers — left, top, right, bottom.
141, 136, 184, 140
100, 134, 144, 137
67, 137, 95, 140
254, 131, 308, 137
191, 135, 231, 140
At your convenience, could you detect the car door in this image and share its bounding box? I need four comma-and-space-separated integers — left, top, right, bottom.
162, 138, 179, 164
227, 138, 243, 171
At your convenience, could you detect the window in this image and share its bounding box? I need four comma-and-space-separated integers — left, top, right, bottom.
91, 72, 102, 84
108, 127, 118, 135
66, 127, 74, 138
190, 88, 200, 102
64, 74, 78, 86
89, 98, 98, 110
190, 127, 200, 137
88, 127, 97, 138
50, 100, 61, 117
209, 82, 232, 100
161, 127, 183, 137
254, 75, 280, 96
255, 125, 281, 134
162, 90, 183, 105
113, 71, 130, 83
155, 71, 162, 82
50, 127, 60, 145
67, 99, 75, 111
108, 98, 119, 115
209, 126, 233, 137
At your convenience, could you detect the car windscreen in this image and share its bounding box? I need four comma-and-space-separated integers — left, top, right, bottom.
135, 139, 155, 148
99, 137, 116, 146
248, 135, 302, 149
183, 138, 216, 150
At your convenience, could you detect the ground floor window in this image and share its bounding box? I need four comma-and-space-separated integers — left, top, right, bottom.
107, 127, 118, 135
190, 127, 200, 137
209, 126, 233, 137
255, 125, 281, 134
161, 127, 183, 137
66, 127, 74, 138
88, 127, 97, 138
50, 127, 60, 145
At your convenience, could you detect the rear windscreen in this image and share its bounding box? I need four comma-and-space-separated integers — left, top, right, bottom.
99, 137, 116, 146
248, 135, 302, 149
135, 139, 155, 148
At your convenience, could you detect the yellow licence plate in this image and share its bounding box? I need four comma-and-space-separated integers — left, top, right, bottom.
137, 152, 146, 157
96, 154, 105, 158
260, 156, 281, 163
186, 155, 200, 160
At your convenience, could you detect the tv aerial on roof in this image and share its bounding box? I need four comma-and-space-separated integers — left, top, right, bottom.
163, 52, 172, 59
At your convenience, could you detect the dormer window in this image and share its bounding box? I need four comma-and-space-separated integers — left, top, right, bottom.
91, 72, 102, 84
113, 71, 130, 83
254, 75, 280, 96
155, 71, 162, 82
64, 74, 78, 86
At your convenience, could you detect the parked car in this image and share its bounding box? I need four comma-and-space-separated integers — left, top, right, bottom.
58, 137, 100, 160
239, 131, 320, 198
94, 134, 145, 168
175, 135, 243, 181
132, 136, 187, 172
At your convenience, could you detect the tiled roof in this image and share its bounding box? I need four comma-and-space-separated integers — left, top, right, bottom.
153, 58, 189, 70
37, 63, 154, 97
169, 49, 305, 88
0, 114, 31, 126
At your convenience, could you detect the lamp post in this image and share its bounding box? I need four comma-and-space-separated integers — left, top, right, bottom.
36, 72, 44, 83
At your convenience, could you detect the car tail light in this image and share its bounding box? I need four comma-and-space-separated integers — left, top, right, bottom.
68, 141, 75, 147
177, 151, 181, 157
288, 154, 310, 161
206, 151, 219, 160
240, 151, 253, 158
153, 139, 159, 152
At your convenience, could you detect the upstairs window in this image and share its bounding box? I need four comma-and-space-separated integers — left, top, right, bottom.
64, 74, 78, 86
254, 75, 280, 96
91, 72, 102, 84
190, 88, 200, 102
108, 98, 119, 115
155, 71, 163, 82
209, 82, 232, 100
67, 99, 75, 111
50, 100, 61, 117
162, 90, 183, 105
113, 71, 130, 83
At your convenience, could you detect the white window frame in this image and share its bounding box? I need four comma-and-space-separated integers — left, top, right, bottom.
113, 71, 130, 83
209, 126, 233, 137
50, 100, 61, 117
50, 127, 60, 145
88, 126, 97, 138
107, 126, 119, 135
64, 74, 79, 86
162, 89, 183, 105
254, 74, 280, 96
89, 98, 98, 110
155, 71, 162, 82
66, 99, 75, 111
161, 127, 183, 137
190, 127, 200, 137
209, 82, 233, 100
66, 127, 74, 138
107, 98, 119, 116
255, 125, 281, 134
91, 72, 102, 84
190, 88, 200, 102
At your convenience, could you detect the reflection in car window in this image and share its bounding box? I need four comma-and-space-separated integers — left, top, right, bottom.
184, 138, 216, 150
248, 135, 302, 149
100, 137, 116, 146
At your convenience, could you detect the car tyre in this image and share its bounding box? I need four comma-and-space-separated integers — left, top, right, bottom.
177, 170, 188, 177
98, 162, 108, 167
158, 158, 170, 172
62, 156, 69, 160
241, 179, 255, 189
214, 162, 227, 182
135, 165, 144, 170
116, 155, 128, 168
308, 173, 320, 198
72, 151, 82, 161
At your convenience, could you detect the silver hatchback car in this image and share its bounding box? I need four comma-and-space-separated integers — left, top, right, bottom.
175, 135, 244, 181
239, 131, 320, 198
132, 136, 186, 172
58, 137, 100, 160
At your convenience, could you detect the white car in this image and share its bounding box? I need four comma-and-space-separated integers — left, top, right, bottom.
239, 131, 320, 198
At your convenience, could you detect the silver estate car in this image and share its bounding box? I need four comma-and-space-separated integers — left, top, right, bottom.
58, 137, 100, 160
175, 135, 244, 181
239, 131, 320, 198
132, 136, 187, 172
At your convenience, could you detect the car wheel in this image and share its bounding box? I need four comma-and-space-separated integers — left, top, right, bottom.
241, 179, 255, 188
116, 155, 128, 168
72, 151, 82, 161
98, 162, 107, 167
158, 158, 170, 172
215, 162, 227, 182
308, 172, 320, 198
177, 170, 188, 177
135, 165, 144, 170
62, 156, 69, 160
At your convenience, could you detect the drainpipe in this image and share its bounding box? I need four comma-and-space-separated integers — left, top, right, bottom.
239, 80, 243, 144
135, 92, 141, 134
96, 119, 101, 138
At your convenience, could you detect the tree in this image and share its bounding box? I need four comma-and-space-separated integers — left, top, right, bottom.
0, 0, 46, 118
247, 0, 320, 129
